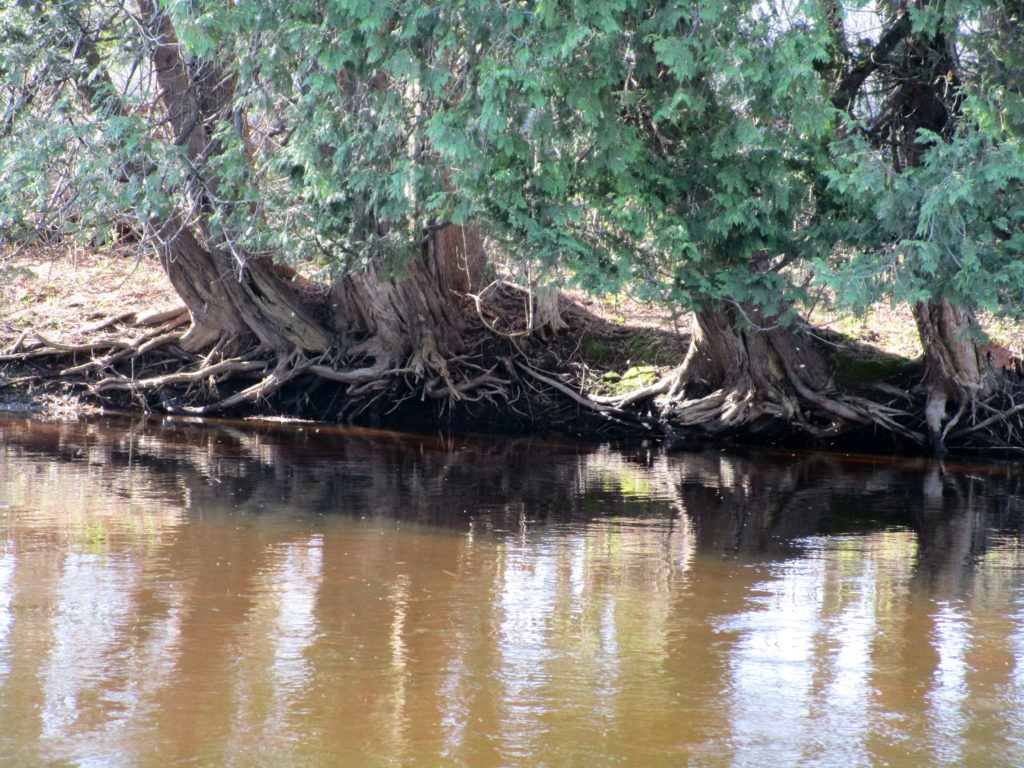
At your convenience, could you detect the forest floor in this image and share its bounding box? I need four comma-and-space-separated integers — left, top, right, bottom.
2, 243, 1023, 426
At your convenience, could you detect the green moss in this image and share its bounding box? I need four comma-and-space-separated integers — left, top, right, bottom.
595, 365, 659, 396
626, 335, 677, 366
581, 332, 678, 369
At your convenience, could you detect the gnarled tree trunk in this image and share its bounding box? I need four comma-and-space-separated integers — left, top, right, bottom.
663, 303, 830, 432
142, 2, 503, 409
324, 224, 475, 398
913, 301, 999, 453
87, 5, 494, 415
530, 284, 568, 339
149, 217, 332, 355
627, 301, 918, 443
138, 0, 332, 357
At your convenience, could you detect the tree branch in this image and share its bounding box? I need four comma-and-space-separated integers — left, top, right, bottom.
832, 12, 913, 112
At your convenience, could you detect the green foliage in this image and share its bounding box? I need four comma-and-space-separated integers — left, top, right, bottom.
1, 0, 1022, 335
826, 124, 1024, 314
823, 0, 1024, 319
0, 1, 186, 244
430, 0, 839, 313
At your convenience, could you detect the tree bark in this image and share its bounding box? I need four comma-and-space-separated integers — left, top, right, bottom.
150, 217, 332, 354
651, 301, 923, 443
530, 285, 568, 339
913, 301, 999, 453
664, 303, 832, 432
433, 223, 486, 294
137, 0, 332, 356
325, 224, 474, 397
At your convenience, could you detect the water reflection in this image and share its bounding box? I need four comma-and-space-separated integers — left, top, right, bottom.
0, 547, 12, 681
0, 415, 1024, 766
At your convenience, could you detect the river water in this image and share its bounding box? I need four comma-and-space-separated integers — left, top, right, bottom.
1, 414, 1024, 766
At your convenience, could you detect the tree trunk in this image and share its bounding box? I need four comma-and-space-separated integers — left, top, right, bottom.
913, 301, 999, 453
649, 301, 921, 442
150, 217, 332, 354
141, 3, 491, 395
530, 285, 568, 339
837, 5, 984, 453
324, 224, 475, 398
137, 0, 332, 356
134, 3, 495, 412
664, 303, 832, 432
434, 223, 486, 294
48, 3, 556, 420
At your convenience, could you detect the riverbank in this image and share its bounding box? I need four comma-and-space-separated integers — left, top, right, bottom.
3, 244, 1023, 451
0, 244, 687, 423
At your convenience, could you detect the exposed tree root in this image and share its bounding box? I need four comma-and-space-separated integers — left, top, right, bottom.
0, 300, 523, 422
514, 361, 657, 431
154, 354, 304, 415
93, 358, 269, 394
0, 309, 189, 363
585, 306, 926, 446
942, 378, 1024, 447
6, 281, 1024, 454
61, 318, 188, 375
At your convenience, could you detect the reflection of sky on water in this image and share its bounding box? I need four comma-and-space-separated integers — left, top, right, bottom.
38, 551, 185, 767
490, 522, 689, 765
7, 518, 1024, 768
0, 549, 12, 681
41, 553, 138, 743
271, 536, 323, 692
497, 539, 559, 762
929, 602, 969, 766
721, 556, 822, 767
816, 556, 875, 767
438, 621, 471, 762
716, 536, 1003, 768
1011, 595, 1024, 755
228, 535, 324, 763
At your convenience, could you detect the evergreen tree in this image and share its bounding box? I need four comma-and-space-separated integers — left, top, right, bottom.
2, 0, 1023, 448
825, 0, 1024, 451
0, 0, 497, 413
429, 0, 913, 437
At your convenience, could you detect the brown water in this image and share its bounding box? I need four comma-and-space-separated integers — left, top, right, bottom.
1, 415, 1024, 767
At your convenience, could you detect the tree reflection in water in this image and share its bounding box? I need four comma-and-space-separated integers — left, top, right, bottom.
0, 414, 1023, 766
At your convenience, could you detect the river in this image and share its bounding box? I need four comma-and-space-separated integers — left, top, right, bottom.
0, 413, 1023, 766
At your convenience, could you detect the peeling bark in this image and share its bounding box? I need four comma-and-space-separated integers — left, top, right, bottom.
639, 303, 922, 444
913, 301, 999, 453
434, 224, 486, 294
327, 225, 471, 395
663, 304, 829, 429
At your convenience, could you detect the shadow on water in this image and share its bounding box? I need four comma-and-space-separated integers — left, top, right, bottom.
2, 413, 1023, 578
